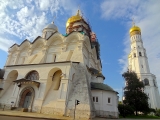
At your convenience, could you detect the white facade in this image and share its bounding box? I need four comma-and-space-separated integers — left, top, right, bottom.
128, 28, 160, 109
0, 19, 118, 119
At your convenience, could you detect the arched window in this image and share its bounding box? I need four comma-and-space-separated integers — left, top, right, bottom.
139, 52, 142, 56
26, 71, 39, 80
52, 70, 62, 90
144, 78, 149, 86
134, 53, 136, 57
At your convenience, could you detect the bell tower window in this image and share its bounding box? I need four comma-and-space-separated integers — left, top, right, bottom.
144, 78, 149, 86
139, 52, 142, 56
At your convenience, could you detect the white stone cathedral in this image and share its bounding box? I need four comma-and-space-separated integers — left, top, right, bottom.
128, 24, 160, 109
0, 10, 119, 119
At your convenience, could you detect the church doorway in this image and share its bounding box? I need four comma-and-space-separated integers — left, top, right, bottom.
23, 91, 32, 108
19, 87, 35, 110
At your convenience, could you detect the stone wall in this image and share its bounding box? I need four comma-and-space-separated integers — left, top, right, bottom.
96, 110, 118, 118
33, 106, 64, 116
66, 63, 95, 119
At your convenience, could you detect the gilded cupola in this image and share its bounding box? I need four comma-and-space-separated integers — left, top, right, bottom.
66, 10, 82, 28
66, 9, 91, 35
129, 21, 141, 36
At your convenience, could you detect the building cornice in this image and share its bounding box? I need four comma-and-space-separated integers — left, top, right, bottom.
5, 61, 80, 67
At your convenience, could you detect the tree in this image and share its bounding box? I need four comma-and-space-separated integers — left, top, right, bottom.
122, 70, 149, 115
118, 104, 134, 116
155, 109, 160, 116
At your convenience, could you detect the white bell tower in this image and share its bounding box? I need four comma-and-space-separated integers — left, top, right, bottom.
128, 22, 160, 109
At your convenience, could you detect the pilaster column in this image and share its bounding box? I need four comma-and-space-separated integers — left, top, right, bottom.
5, 52, 12, 66
43, 45, 49, 63
15, 50, 20, 65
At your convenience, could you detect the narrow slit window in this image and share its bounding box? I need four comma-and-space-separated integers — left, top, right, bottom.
93, 97, 95, 102
96, 97, 98, 102
53, 55, 56, 62
108, 97, 111, 103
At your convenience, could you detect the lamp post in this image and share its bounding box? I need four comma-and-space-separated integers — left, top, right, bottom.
73, 99, 80, 120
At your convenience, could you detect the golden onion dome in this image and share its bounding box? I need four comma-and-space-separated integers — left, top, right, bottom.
66, 10, 82, 28
129, 25, 141, 33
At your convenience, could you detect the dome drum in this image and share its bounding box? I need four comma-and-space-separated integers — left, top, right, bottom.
130, 31, 141, 36
44, 22, 58, 31
42, 22, 58, 39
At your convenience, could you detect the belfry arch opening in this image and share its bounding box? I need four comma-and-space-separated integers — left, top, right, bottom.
144, 78, 149, 86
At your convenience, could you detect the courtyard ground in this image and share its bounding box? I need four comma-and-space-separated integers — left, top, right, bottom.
0, 109, 159, 120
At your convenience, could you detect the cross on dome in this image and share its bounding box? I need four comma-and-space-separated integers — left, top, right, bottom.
132, 18, 135, 26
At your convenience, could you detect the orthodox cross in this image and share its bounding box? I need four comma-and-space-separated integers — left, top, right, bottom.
132, 18, 135, 26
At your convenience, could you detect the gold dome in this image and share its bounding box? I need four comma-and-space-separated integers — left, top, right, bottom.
129, 26, 141, 33
66, 10, 82, 28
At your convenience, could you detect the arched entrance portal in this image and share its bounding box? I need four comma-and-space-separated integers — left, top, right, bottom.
23, 91, 32, 108
19, 87, 35, 110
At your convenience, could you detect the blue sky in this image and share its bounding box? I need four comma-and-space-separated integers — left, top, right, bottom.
0, 0, 160, 100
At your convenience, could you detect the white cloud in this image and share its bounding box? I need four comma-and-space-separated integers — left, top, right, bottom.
0, 0, 79, 52
101, 0, 160, 87
0, 37, 15, 52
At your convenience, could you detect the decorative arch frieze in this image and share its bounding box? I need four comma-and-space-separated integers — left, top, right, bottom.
19, 40, 31, 51
65, 32, 82, 43
47, 33, 64, 46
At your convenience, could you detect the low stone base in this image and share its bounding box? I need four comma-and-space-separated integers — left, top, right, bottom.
95, 110, 118, 118
22, 108, 28, 112
11, 107, 17, 110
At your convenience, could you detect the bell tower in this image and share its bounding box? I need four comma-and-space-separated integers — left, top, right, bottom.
128, 22, 160, 109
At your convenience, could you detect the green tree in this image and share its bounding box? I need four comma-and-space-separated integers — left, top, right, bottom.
155, 109, 160, 116
122, 70, 149, 115
118, 104, 134, 116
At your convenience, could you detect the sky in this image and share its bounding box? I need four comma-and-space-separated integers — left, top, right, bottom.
0, 0, 160, 100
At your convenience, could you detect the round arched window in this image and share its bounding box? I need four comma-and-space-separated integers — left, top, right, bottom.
144, 78, 149, 86
26, 71, 39, 80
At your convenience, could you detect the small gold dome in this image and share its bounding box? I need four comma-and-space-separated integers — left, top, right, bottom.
129, 26, 141, 33
66, 10, 82, 28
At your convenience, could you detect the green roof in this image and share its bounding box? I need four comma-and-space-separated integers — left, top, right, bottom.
91, 82, 118, 94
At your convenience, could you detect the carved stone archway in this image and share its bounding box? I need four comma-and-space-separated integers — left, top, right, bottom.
19, 87, 35, 111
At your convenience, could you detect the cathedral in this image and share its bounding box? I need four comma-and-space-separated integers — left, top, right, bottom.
0, 10, 119, 119
128, 24, 160, 109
